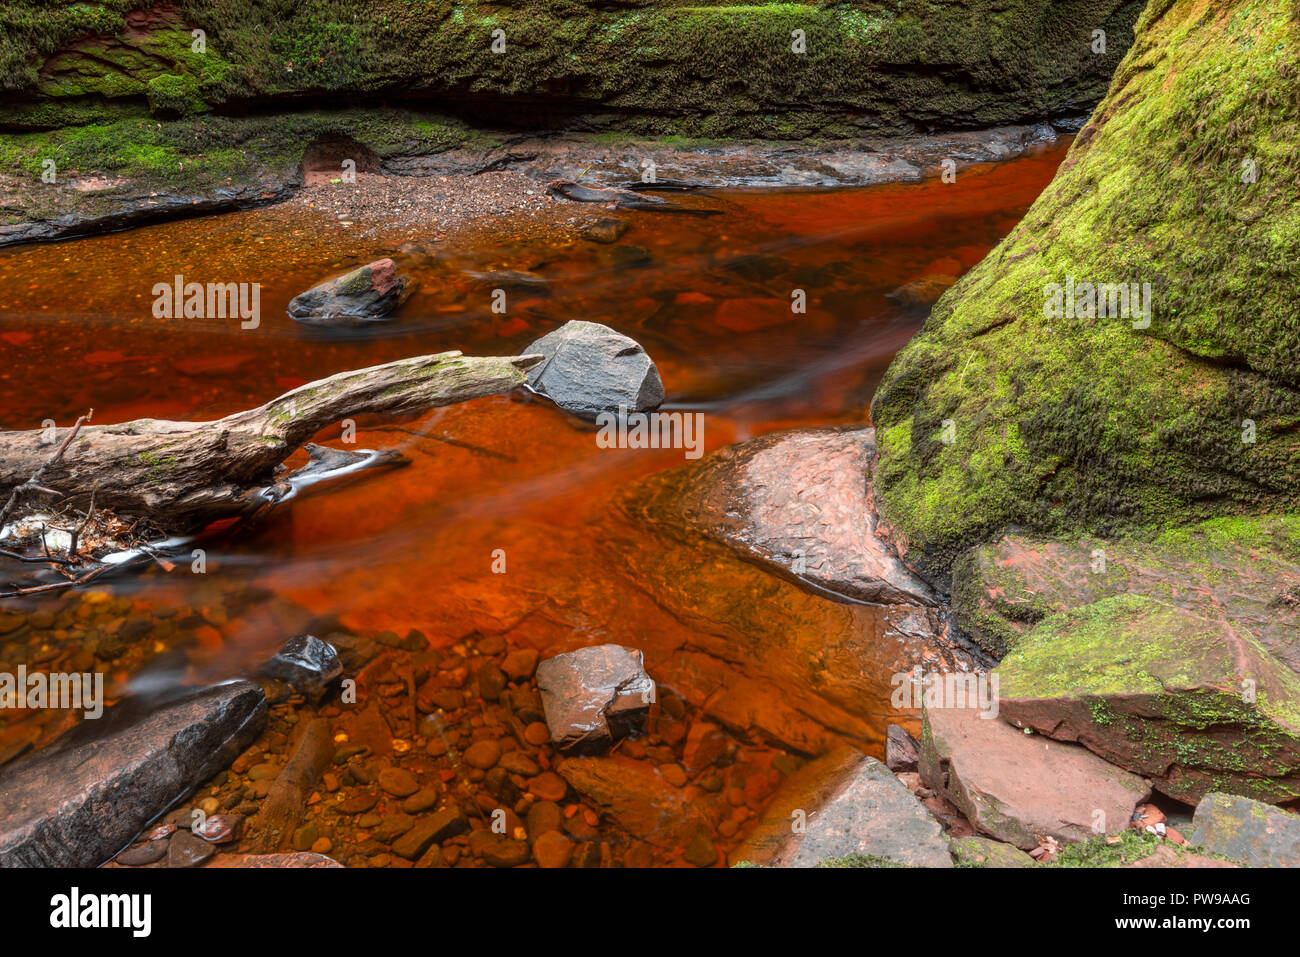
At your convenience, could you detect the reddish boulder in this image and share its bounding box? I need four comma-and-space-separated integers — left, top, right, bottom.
920, 703, 1148, 850
536, 644, 655, 754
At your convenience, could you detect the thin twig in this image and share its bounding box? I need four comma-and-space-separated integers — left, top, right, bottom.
68, 486, 96, 559
0, 408, 93, 530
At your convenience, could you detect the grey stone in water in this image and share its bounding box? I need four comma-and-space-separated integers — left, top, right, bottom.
258, 634, 342, 700
536, 644, 656, 754
730, 746, 952, 867
0, 680, 267, 867
522, 320, 665, 420
1189, 792, 1300, 867
287, 257, 414, 325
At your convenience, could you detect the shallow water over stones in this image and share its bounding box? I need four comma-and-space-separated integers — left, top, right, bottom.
0, 142, 1068, 865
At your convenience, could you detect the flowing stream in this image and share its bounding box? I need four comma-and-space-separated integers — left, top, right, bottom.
0, 141, 1068, 864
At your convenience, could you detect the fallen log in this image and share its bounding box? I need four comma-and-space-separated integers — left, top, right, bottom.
0, 350, 541, 532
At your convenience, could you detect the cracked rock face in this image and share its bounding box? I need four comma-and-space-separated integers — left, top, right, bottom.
536, 644, 656, 754
522, 320, 665, 420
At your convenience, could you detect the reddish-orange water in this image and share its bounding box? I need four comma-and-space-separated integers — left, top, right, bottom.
0, 143, 1067, 759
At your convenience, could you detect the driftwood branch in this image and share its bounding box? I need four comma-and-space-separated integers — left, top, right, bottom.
0, 351, 541, 533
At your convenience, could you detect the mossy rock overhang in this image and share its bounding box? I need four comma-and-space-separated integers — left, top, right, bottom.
0, 0, 1142, 137
870, 0, 1300, 582
997, 594, 1300, 805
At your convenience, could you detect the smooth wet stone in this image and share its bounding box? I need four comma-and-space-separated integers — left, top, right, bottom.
287, 258, 414, 325
378, 766, 419, 797
536, 644, 655, 754
532, 830, 574, 868
194, 813, 240, 844
0, 681, 267, 867
463, 739, 501, 770
1189, 793, 1300, 867
581, 217, 630, 244
998, 595, 1300, 804
920, 704, 1149, 851
481, 838, 531, 867
258, 634, 342, 700
391, 806, 468, 860
522, 320, 665, 420
625, 426, 937, 607
731, 746, 951, 867
115, 841, 168, 866
168, 829, 217, 868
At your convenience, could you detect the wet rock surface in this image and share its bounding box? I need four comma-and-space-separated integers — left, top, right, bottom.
732, 746, 951, 867
287, 257, 415, 325
0, 680, 267, 867
536, 644, 655, 754
522, 320, 665, 420
258, 634, 343, 701
624, 427, 937, 607
1189, 793, 1300, 868
920, 704, 1149, 851
997, 595, 1300, 804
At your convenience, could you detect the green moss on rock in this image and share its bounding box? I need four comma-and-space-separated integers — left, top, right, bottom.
997, 594, 1300, 803
871, 0, 1300, 579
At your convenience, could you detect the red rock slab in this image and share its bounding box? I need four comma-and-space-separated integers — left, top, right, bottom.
920, 704, 1149, 850
621, 425, 937, 607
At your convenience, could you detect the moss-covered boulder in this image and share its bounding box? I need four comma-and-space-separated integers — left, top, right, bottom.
871, 0, 1300, 579
1, 0, 1140, 137
952, 513, 1300, 659
998, 595, 1300, 804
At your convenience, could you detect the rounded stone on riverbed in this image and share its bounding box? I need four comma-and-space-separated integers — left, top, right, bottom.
532, 830, 574, 868
116, 842, 168, 866
378, 766, 420, 797
521, 320, 665, 420
402, 787, 441, 813
581, 217, 630, 244
463, 739, 502, 770
168, 829, 217, 868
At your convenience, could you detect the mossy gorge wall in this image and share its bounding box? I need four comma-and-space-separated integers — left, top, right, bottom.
1, 0, 1142, 137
